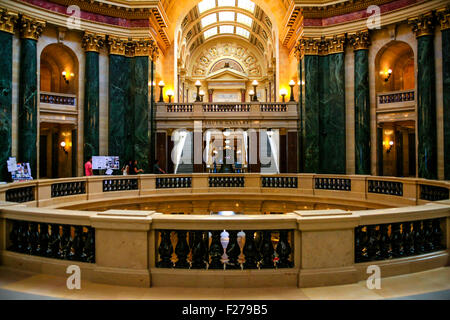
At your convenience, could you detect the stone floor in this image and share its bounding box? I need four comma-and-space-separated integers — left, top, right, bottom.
0, 266, 449, 300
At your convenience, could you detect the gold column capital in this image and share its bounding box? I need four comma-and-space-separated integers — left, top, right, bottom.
19, 15, 46, 40
408, 12, 435, 38
437, 7, 450, 31
82, 32, 105, 52
0, 8, 18, 34
107, 36, 129, 56
131, 38, 159, 59
325, 34, 346, 54
348, 30, 371, 51
299, 37, 321, 56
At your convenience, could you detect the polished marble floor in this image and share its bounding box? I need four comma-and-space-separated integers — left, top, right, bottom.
0, 266, 449, 300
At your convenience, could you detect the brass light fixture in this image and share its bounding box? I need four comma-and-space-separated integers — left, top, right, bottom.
158, 81, 165, 102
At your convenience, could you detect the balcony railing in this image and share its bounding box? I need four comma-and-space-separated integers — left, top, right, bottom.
260, 103, 287, 112
40, 91, 76, 106
377, 90, 415, 108
203, 103, 251, 112
166, 103, 193, 112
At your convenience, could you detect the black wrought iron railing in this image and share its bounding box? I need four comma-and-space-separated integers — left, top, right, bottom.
314, 177, 351, 191
156, 229, 293, 270
7, 219, 95, 263
355, 219, 444, 263
103, 179, 138, 192
368, 180, 403, 196
261, 177, 298, 188
209, 176, 245, 187
156, 177, 192, 189
51, 182, 86, 198
5, 186, 35, 203
420, 185, 449, 201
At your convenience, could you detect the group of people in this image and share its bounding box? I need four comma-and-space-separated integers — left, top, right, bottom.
84, 157, 166, 176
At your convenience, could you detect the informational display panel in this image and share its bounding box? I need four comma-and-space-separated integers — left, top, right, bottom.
10, 162, 33, 181
92, 156, 119, 170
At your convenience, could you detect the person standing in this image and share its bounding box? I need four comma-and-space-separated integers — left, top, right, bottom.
153, 159, 166, 174
85, 157, 93, 176
130, 160, 144, 175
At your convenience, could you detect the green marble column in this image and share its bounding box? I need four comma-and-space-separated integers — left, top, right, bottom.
0, 31, 13, 181
321, 52, 346, 174
417, 35, 437, 179
442, 29, 450, 180
303, 55, 320, 173
18, 38, 38, 178
108, 54, 131, 167
318, 54, 329, 173
84, 51, 100, 162
297, 58, 304, 173
149, 59, 156, 170
354, 49, 371, 174
132, 56, 149, 172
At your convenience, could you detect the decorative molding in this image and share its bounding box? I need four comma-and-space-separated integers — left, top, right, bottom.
82, 31, 105, 52
299, 0, 394, 19
107, 36, 131, 56
408, 12, 435, 38
0, 8, 18, 34
437, 7, 450, 31
19, 15, 46, 40
325, 34, 346, 54
348, 30, 370, 51
299, 38, 320, 56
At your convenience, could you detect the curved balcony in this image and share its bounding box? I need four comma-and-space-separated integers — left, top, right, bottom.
0, 174, 448, 288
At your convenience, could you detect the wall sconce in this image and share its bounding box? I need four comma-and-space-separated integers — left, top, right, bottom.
252, 80, 258, 102
280, 88, 288, 103
60, 141, 68, 154
380, 69, 393, 82
289, 80, 295, 102
383, 140, 394, 153
195, 80, 202, 102
62, 71, 74, 84
199, 89, 205, 102
158, 81, 165, 102
166, 90, 174, 103
249, 89, 255, 101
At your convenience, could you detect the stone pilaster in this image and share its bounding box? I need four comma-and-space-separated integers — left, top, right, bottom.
82, 32, 104, 162
349, 30, 371, 175
300, 38, 321, 173
438, 8, 450, 180
18, 16, 45, 178
0, 9, 18, 181
409, 13, 437, 179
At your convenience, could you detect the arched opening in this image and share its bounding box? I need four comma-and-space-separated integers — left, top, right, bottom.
375, 41, 416, 178
39, 44, 79, 178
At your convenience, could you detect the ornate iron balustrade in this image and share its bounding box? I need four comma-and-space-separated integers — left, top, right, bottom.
261, 177, 298, 188
378, 90, 415, 105
7, 219, 95, 263
355, 219, 444, 263
103, 179, 138, 192
260, 103, 287, 112
156, 177, 192, 189
51, 182, 86, 198
420, 184, 449, 201
368, 180, 403, 196
314, 177, 351, 191
203, 103, 251, 112
156, 229, 293, 270
166, 103, 193, 112
209, 176, 244, 187
5, 186, 35, 203
40, 93, 76, 106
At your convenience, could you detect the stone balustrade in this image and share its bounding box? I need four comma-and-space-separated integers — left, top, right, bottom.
156, 101, 297, 120
377, 90, 415, 108
39, 91, 77, 106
